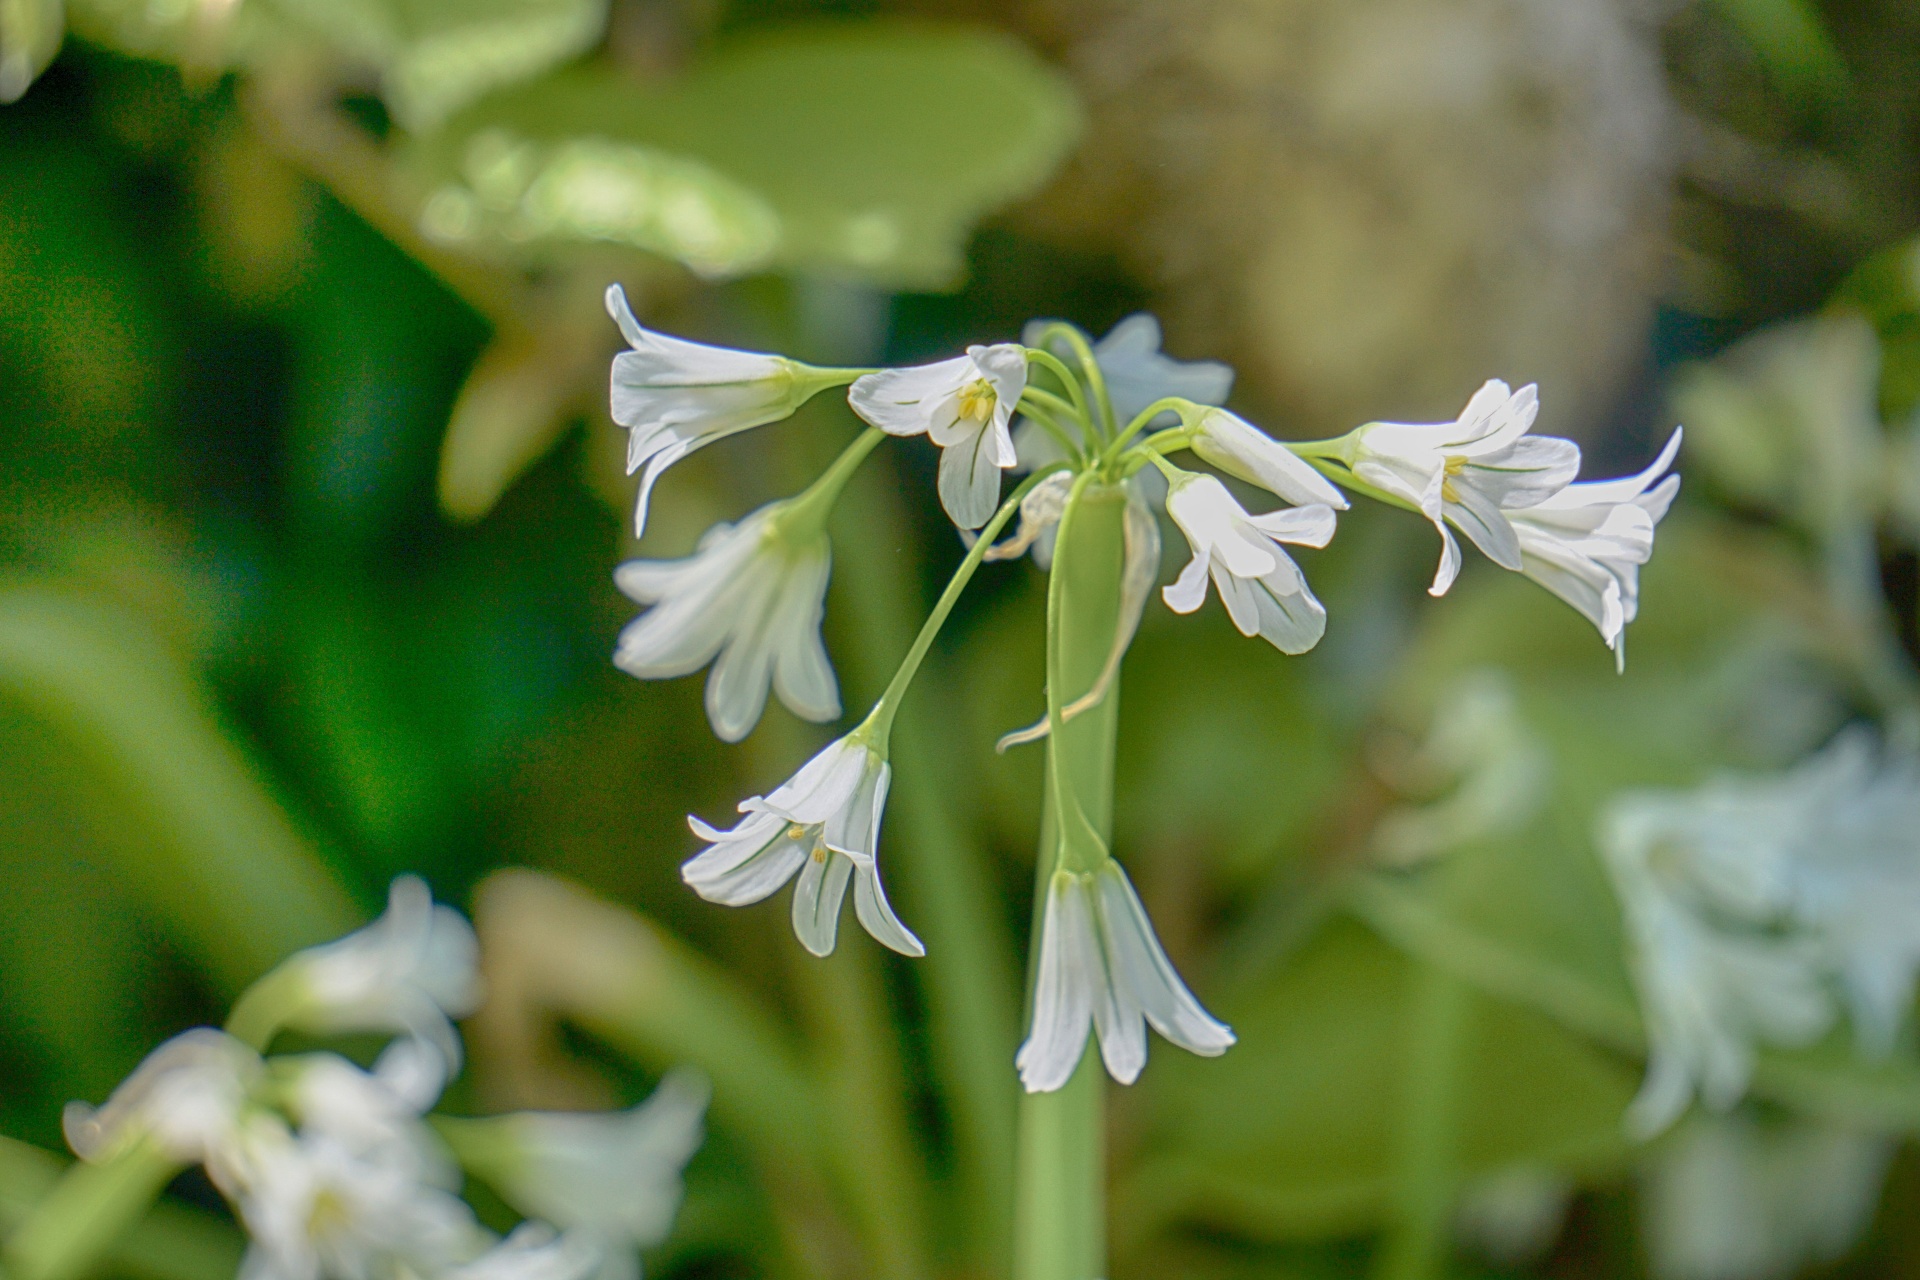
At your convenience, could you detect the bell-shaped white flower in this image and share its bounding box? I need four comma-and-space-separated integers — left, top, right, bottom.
63, 1028, 261, 1167
1353, 381, 1581, 596
1188, 408, 1350, 511
684, 735, 923, 958
849, 344, 1027, 529
606, 284, 843, 538
1511, 429, 1682, 669
448, 1071, 708, 1280
1162, 472, 1337, 654
232, 876, 481, 1073
1017, 860, 1234, 1092
614, 503, 837, 743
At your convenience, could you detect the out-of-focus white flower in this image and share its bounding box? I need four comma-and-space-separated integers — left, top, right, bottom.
235, 877, 480, 1073
1640, 1112, 1893, 1280
1600, 730, 1920, 1137
1369, 670, 1550, 867
614, 503, 837, 744
449, 1071, 709, 1280
280, 1046, 455, 1188
1511, 429, 1682, 669
1188, 408, 1349, 510
1353, 380, 1580, 596
684, 736, 922, 958
441, 1224, 605, 1280
1016, 861, 1234, 1092
63, 1028, 261, 1166
1454, 1165, 1573, 1266
1021, 314, 1234, 441
850, 345, 1027, 529
606, 285, 845, 538
1162, 472, 1337, 654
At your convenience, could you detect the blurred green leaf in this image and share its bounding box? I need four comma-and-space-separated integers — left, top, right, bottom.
1703, 0, 1849, 111
402, 23, 1083, 287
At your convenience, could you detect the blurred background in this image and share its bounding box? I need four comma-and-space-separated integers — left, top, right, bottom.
6, 0, 1920, 1276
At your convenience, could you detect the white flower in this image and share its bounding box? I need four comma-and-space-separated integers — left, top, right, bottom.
63, 1028, 261, 1166
1162, 472, 1337, 654
849, 344, 1027, 529
281, 1046, 455, 1187
683, 736, 923, 958
606, 284, 838, 538
1016, 861, 1234, 1092
1353, 380, 1581, 596
614, 503, 837, 743
1188, 408, 1350, 511
451, 1071, 709, 1280
238, 876, 481, 1073
441, 1225, 604, 1280
1511, 428, 1682, 669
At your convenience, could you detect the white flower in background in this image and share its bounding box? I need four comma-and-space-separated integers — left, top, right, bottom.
63, 1028, 261, 1166
241, 877, 481, 1073
849, 344, 1027, 529
449, 1071, 709, 1280
684, 735, 923, 958
1511, 429, 1682, 669
1353, 380, 1581, 596
1454, 1165, 1573, 1267
442, 1224, 604, 1280
1019, 313, 1234, 448
614, 503, 837, 744
280, 1045, 455, 1187
1017, 860, 1234, 1092
1162, 472, 1338, 654
1640, 1112, 1893, 1280
1188, 408, 1350, 510
606, 284, 842, 538
1599, 731, 1920, 1137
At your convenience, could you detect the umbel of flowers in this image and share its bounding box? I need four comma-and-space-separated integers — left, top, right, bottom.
600, 285, 1681, 1276
8, 878, 708, 1280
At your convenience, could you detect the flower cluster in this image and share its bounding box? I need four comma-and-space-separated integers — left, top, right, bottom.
603, 293, 1683, 1091
65, 878, 708, 1280
1600, 732, 1920, 1138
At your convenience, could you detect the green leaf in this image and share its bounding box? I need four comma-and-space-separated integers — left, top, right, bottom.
402, 23, 1083, 288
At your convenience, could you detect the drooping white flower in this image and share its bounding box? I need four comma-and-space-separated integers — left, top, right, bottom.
1353, 381, 1581, 596
848, 344, 1027, 529
235, 876, 481, 1073
63, 1028, 261, 1166
449, 1071, 709, 1280
606, 284, 842, 538
1016, 860, 1234, 1092
1188, 408, 1349, 511
1162, 472, 1337, 654
614, 503, 837, 743
1510, 428, 1682, 669
684, 736, 923, 958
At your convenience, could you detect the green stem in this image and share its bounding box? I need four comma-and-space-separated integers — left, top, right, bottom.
776, 426, 887, 541
3, 1140, 179, 1280
1032, 324, 1117, 443
1013, 482, 1131, 1280
1374, 963, 1471, 1280
1105, 397, 1198, 457
865, 466, 1066, 749
1025, 348, 1091, 424
1017, 394, 1092, 467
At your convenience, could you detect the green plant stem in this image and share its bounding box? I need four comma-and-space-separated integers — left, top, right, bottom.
779, 427, 888, 540
1374, 963, 1472, 1280
3, 1139, 179, 1280
1031, 324, 1116, 442
1025, 349, 1091, 424
1013, 482, 1131, 1280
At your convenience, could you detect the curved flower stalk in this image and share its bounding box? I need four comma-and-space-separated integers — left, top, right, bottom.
1017, 861, 1235, 1092
685, 733, 923, 958
1161, 470, 1338, 654
849, 343, 1028, 529
606, 285, 862, 538
615, 503, 837, 743
1511, 428, 1682, 669
1349, 380, 1581, 595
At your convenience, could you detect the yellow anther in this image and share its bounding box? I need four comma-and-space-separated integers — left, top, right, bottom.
956, 378, 996, 423
787, 823, 809, 841
810, 843, 830, 864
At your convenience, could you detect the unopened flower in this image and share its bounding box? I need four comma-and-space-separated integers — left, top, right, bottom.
614, 503, 837, 743
849, 345, 1026, 529
1162, 472, 1337, 654
1353, 381, 1580, 596
1017, 861, 1234, 1092
684, 736, 922, 957
606, 284, 846, 538
1511, 429, 1682, 669
1188, 408, 1349, 510
232, 876, 480, 1072
63, 1028, 261, 1166
445, 1071, 709, 1280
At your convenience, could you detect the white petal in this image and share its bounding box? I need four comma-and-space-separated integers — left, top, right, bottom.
1095, 862, 1235, 1057
767, 545, 840, 724
938, 429, 1005, 530
791, 851, 855, 957
1191, 410, 1349, 509
1016, 873, 1098, 1092
1428, 520, 1463, 597
1243, 503, 1338, 548
1162, 550, 1212, 614
848, 357, 975, 437
753, 737, 868, 825
852, 857, 925, 957
683, 811, 808, 905
1447, 483, 1524, 571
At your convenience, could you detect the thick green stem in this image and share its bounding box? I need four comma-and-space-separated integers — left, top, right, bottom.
1013, 483, 1130, 1280
1374, 963, 1472, 1280
3, 1140, 179, 1280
